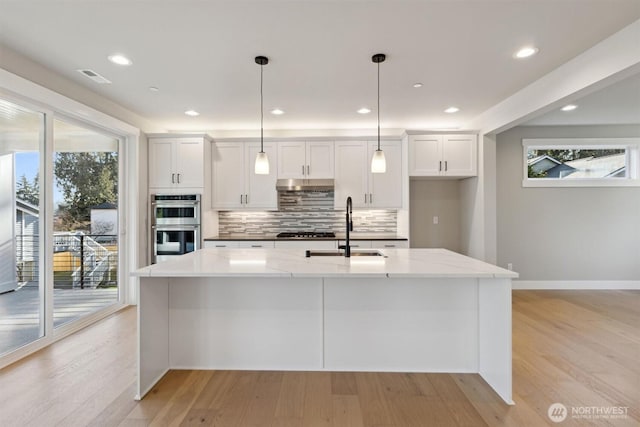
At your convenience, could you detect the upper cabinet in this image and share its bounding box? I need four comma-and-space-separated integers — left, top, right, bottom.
212, 142, 278, 210
277, 141, 334, 179
148, 134, 210, 190
334, 140, 403, 209
408, 134, 477, 177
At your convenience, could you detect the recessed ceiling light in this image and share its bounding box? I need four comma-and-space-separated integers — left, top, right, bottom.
184, 110, 199, 117
149, 86, 160, 92
271, 108, 284, 115
561, 104, 577, 111
413, 83, 423, 88
357, 108, 371, 114
444, 107, 460, 114
514, 46, 539, 59
107, 54, 132, 66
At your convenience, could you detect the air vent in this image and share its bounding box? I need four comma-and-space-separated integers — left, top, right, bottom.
77, 69, 111, 84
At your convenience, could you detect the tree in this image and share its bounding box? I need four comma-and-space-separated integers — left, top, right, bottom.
16, 173, 39, 205
54, 152, 118, 229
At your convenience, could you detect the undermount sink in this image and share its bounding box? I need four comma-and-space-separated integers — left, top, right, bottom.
305, 249, 385, 258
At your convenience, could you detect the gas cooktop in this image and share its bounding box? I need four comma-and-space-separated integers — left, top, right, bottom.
276, 231, 336, 239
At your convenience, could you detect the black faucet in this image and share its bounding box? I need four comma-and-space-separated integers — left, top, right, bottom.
343, 196, 353, 257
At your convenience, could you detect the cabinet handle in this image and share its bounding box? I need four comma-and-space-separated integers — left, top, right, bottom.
439, 161, 442, 172
171, 173, 175, 183
369, 193, 373, 203
364, 194, 367, 204
177, 173, 181, 183
240, 194, 243, 204
302, 165, 305, 175
384, 244, 396, 248
307, 165, 310, 175
245, 194, 249, 204
445, 161, 448, 172
251, 245, 262, 248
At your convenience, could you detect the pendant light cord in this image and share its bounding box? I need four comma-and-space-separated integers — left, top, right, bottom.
260, 62, 264, 153
377, 60, 381, 151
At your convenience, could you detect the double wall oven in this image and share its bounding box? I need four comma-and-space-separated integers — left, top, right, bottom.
151, 194, 201, 263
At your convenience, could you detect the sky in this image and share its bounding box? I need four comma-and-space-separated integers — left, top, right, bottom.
15, 152, 64, 206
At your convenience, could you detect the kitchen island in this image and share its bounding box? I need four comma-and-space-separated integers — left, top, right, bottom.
133, 248, 517, 404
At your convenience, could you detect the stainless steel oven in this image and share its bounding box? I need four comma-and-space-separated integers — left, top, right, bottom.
151, 194, 201, 263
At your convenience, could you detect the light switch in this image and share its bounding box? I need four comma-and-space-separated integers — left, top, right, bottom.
433, 216, 439, 225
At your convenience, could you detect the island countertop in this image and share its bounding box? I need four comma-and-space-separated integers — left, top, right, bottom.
133, 247, 518, 279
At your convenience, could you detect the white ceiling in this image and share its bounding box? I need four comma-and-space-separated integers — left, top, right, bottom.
523, 72, 640, 126
1, 1, 639, 132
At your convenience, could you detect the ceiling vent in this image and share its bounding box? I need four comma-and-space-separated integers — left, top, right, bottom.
77, 69, 111, 84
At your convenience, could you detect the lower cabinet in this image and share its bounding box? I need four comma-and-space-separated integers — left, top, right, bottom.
274, 240, 337, 250
203, 240, 275, 249
337, 240, 409, 249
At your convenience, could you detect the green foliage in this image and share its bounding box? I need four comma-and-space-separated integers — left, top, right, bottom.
527, 165, 547, 178
16, 173, 39, 205
54, 152, 118, 229
530, 149, 624, 162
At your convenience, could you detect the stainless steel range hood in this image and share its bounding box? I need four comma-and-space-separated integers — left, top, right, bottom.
276, 179, 334, 191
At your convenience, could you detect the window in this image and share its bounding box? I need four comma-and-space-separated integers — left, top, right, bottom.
523, 138, 640, 187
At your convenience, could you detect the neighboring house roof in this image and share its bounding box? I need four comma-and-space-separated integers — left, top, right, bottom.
16, 198, 39, 217
563, 153, 626, 179
544, 163, 577, 178
527, 155, 562, 174
91, 202, 117, 210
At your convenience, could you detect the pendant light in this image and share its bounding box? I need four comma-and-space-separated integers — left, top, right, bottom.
254, 55, 269, 174
371, 53, 386, 173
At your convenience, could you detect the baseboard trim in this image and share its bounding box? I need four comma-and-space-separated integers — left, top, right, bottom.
513, 280, 640, 290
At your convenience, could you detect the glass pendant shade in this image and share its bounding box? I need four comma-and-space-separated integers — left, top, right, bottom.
255, 151, 269, 174
371, 149, 386, 173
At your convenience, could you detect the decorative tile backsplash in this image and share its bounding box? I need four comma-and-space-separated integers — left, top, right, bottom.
218, 189, 397, 235
218, 209, 397, 235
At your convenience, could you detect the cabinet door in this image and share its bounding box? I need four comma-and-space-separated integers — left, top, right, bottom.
237, 241, 275, 248
175, 139, 204, 187
337, 240, 372, 249
371, 240, 409, 249
408, 135, 443, 176
274, 240, 337, 249
148, 139, 175, 188
306, 141, 334, 178
246, 142, 278, 209
212, 143, 245, 209
334, 141, 368, 208
277, 141, 306, 178
203, 241, 240, 248
368, 141, 402, 208
442, 135, 477, 177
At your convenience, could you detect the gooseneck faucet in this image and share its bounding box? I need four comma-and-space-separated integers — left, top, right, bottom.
344, 196, 353, 257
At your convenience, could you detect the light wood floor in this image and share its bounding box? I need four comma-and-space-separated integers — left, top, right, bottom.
0, 290, 638, 427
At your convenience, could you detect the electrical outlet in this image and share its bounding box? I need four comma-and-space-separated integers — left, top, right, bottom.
433, 216, 439, 225
507, 263, 513, 271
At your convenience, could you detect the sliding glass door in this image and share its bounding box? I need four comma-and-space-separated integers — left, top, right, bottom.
0, 99, 45, 355
0, 97, 123, 356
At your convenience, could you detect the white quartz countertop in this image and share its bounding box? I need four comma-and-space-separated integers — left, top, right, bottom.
133, 248, 518, 279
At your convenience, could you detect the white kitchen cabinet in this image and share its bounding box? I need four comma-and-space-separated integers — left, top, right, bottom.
277, 141, 334, 179
337, 240, 409, 249
204, 240, 275, 248
408, 134, 477, 177
212, 142, 278, 209
334, 140, 402, 208
273, 240, 337, 249
148, 135, 210, 190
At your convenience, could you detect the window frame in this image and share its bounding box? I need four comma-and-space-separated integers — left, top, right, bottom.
522, 138, 640, 187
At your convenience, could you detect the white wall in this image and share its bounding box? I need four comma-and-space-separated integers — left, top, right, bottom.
410, 180, 461, 252
496, 125, 640, 281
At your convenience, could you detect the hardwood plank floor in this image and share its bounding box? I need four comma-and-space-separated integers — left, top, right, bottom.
0, 290, 637, 427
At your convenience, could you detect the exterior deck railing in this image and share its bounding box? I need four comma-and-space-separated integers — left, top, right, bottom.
16, 233, 118, 289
